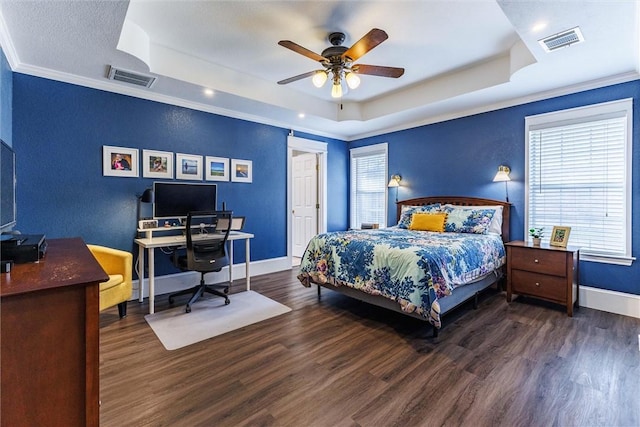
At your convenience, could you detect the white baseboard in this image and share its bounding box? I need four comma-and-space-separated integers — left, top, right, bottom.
579, 285, 640, 319
132, 256, 292, 300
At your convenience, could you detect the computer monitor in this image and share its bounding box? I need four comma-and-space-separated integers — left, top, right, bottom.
153, 182, 217, 221
1, 140, 16, 231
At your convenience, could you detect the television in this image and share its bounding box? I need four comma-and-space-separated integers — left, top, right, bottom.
153, 182, 217, 221
1, 140, 16, 231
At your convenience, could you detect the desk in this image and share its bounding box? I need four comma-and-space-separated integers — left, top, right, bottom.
134, 230, 254, 314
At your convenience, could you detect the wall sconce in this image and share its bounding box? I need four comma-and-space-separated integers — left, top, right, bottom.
136, 188, 155, 221
492, 165, 511, 202
387, 174, 402, 203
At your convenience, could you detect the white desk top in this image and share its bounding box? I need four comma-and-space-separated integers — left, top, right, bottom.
135, 230, 254, 248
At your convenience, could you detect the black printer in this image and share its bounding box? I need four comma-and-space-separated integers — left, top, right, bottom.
1, 234, 47, 264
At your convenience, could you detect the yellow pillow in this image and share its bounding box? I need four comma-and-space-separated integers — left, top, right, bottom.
409, 212, 447, 232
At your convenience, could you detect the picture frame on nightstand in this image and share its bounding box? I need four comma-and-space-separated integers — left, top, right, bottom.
550, 226, 571, 247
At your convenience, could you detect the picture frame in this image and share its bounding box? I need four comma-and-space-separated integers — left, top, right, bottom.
176, 153, 203, 180
231, 158, 252, 183
205, 156, 229, 182
103, 145, 139, 177
142, 149, 173, 179
550, 226, 571, 247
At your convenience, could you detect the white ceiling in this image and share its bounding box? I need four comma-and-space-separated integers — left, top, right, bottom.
1, 1, 638, 140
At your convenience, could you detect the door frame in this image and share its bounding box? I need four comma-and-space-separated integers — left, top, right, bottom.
287, 135, 327, 265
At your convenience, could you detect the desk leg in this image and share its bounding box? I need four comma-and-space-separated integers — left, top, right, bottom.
245, 238, 251, 291
148, 247, 155, 314
138, 244, 145, 303
228, 241, 234, 287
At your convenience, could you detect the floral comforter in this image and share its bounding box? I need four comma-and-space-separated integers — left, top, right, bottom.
297, 228, 506, 328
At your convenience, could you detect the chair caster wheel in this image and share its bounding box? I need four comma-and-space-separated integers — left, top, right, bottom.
224, 298, 230, 305
169, 297, 174, 304
223, 287, 229, 294
186, 305, 191, 313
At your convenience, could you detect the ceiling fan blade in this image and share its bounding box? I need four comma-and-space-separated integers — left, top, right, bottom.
353, 64, 404, 78
277, 70, 319, 85
278, 40, 328, 63
342, 28, 388, 62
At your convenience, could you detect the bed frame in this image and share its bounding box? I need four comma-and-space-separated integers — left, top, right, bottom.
315, 196, 511, 337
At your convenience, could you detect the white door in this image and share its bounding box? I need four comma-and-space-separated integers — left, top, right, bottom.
292, 153, 318, 258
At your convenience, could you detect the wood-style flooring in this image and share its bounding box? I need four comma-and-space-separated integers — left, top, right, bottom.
99, 269, 640, 427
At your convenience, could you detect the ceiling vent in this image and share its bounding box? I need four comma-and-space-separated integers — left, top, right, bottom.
107, 66, 156, 88
539, 27, 584, 52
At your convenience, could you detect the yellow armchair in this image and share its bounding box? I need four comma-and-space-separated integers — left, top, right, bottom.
87, 244, 133, 318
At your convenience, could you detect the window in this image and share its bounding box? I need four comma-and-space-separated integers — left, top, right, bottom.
526, 98, 633, 265
350, 143, 388, 229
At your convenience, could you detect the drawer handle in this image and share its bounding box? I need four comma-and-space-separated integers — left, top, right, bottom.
535, 282, 540, 287
534, 259, 539, 263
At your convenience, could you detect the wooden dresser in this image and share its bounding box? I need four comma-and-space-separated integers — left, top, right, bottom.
505, 240, 580, 316
1, 238, 108, 427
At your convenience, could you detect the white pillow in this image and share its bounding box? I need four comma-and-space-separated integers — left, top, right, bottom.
443, 204, 503, 235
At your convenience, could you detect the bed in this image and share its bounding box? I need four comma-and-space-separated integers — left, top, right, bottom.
297, 196, 511, 336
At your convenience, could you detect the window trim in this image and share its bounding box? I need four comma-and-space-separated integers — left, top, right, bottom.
349, 143, 389, 230
525, 98, 634, 266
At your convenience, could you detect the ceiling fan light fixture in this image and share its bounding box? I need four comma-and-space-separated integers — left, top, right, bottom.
312, 71, 328, 88
345, 72, 360, 89
331, 82, 342, 98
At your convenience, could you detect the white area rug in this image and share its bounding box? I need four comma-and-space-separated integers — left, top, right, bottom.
144, 290, 291, 350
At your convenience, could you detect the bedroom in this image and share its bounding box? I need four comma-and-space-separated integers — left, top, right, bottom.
1, 1, 639, 426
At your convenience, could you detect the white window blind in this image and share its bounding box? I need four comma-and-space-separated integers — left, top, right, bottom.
526, 98, 633, 265
350, 143, 388, 229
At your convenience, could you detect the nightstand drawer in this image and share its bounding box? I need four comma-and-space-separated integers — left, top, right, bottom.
512, 270, 567, 301
509, 246, 566, 276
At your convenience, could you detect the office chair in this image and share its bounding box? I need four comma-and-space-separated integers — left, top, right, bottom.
168, 210, 233, 313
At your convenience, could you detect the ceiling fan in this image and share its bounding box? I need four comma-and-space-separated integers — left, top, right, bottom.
277, 28, 404, 98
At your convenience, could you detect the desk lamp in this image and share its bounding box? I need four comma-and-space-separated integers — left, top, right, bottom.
137, 188, 155, 221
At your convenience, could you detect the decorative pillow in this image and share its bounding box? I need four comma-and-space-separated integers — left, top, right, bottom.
442, 206, 496, 234
409, 213, 448, 232
443, 204, 504, 235
397, 203, 441, 229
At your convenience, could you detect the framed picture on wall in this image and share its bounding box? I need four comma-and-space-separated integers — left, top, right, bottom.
103, 145, 139, 177
142, 149, 173, 179
550, 226, 571, 247
176, 153, 203, 180
205, 156, 229, 182
231, 159, 252, 183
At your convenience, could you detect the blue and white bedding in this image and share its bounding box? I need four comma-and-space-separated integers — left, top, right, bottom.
297, 228, 506, 328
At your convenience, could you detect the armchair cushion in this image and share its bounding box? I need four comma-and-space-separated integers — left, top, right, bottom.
87, 244, 133, 314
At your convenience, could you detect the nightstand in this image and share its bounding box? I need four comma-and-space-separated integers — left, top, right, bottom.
505, 240, 580, 316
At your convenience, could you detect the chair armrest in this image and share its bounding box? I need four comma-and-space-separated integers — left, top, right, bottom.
87, 244, 133, 283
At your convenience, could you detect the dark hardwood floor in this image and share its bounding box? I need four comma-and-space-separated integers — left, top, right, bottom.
99, 269, 640, 427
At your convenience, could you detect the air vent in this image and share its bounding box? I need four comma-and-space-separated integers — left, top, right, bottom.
107, 66, 156, 88
539, 27, 584, 52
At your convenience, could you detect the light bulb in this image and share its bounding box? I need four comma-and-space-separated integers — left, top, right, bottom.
312, 71, 327, 88
331, 82, 342, 98
345, 72, 360, 89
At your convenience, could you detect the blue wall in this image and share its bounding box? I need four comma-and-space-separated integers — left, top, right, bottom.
351, 80, 640, 295
0, 49, 12, 145
12, 73, 348, 277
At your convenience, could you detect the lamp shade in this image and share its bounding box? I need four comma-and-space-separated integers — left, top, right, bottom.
387, 174, 401, 187
140, 188, 155, 203
493, 165, 511, 182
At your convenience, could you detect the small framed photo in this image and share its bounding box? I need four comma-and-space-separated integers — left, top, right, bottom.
103, 145, 139, 177
142, 150, 173, 179
205, 156, 229, 182
176, 153, 203, 180
231, 159, 252, 183
550, 226, 571, 247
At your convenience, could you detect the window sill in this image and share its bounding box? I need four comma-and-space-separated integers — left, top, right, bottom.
580, 253, 635, 266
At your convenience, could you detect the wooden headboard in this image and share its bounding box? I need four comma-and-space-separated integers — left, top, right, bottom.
396, 196, 511, 243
